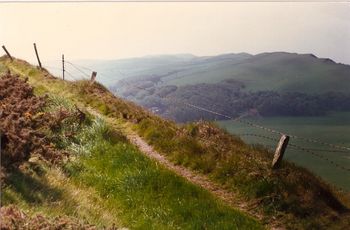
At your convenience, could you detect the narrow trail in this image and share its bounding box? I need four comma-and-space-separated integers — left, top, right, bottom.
127, 132, 287, 230
127, 133, 257, 212
87, 108, 281, 229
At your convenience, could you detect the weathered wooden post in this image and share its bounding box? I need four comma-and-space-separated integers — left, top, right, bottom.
33, 43, 42, 70
2, 45, 13, 61
62, 54, 65, 80
272, 134, 289, 169
90, 71, 97, 84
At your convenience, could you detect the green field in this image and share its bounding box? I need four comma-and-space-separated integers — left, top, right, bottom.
217, 112, 350, 191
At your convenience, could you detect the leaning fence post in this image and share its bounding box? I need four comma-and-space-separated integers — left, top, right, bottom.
90, 71, 97, 84
272, 134, 289, 169
33, 43, 42, 70
2, 45, 13, 61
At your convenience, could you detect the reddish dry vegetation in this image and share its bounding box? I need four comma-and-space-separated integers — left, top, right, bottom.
0, 73, 83, 180
0, 205, 97, 230
0, 73, 60, 168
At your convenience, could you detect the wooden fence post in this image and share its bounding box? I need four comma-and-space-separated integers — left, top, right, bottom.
33, 43, 42, 70
2, 45, 13, 61
272, 134, 289, 169
90, 71, 97, 84
62, 54, 65, 80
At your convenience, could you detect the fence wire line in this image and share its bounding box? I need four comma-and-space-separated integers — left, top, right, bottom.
238, 133, 280, 142
239, 133, 350, 172
238, 133, 350, 153
65, 60, 118, 84
288, 143, 350, 172
66, 61, 94, 73
65, 61, 91, 79
64, 69, 82, 81
65, 60, 350, 152
43, 63, 86, 82
238, 133, 350, 172
184, 102, 350, 151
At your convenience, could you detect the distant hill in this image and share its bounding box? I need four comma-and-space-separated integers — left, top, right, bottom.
94, 52, 350, 93
98, 52, 350, 121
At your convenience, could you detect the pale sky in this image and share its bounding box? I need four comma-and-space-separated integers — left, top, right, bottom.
0, 2, 349, 65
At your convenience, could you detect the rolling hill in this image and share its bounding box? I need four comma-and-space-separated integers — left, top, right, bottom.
161, 52, 350, 93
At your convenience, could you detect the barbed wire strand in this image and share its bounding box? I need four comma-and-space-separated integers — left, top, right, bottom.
238, 133, 350, 153
238, 133, 350, 172
66, 61, 94, 72
65, 61, 91, 79
289, 143, 350, 172
178, 101, 350, 151
64, 69, 82, 81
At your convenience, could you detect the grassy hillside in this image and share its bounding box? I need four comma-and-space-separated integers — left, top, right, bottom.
0, 58, 261, 229
1, 56, 350, 229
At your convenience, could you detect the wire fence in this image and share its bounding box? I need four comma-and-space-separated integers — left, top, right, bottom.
237, 133, 350, 172
289, 144, 350, 172
65, 61, 91, 79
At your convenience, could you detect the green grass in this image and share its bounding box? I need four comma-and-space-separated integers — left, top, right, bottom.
216, 112, 350, 192
65, 119, 262, 229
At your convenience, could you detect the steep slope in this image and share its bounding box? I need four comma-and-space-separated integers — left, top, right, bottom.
1, 56, 350, 229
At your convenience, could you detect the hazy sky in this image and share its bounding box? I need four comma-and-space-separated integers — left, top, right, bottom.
0, 2, 349, 64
